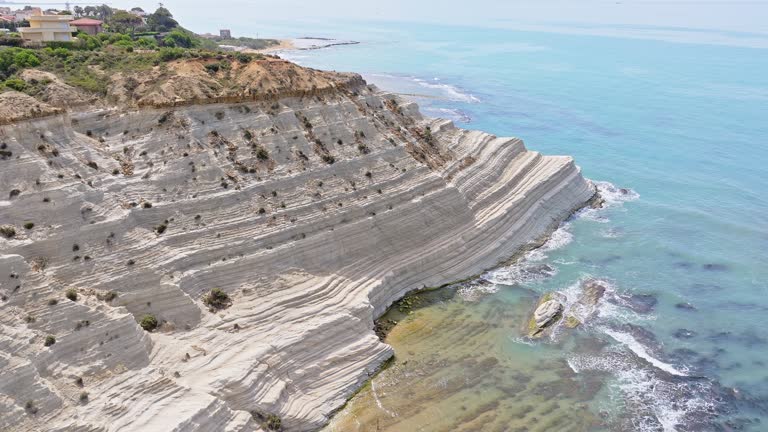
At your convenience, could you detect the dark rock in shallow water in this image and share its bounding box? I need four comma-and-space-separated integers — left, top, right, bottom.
610, 323, 661, 353
690, 283, 723, 292
674, 261, 694, 269
609, 293, 658, 314
520, 263, 556, 281
666, 348, 719, 373
724, 418, 762, 431
702, 263, 729, 271
599, 255, 622, 265
675, 302, 697, 311
709, 330, 767, 348
674, 329, 697, 339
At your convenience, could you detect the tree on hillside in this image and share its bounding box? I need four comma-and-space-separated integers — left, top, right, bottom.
146, 7, 178, 32
96, 4, 113, 21
109, 10, 144, 35
163, 29, 194, 48
73, 6, 84, 17
57, 10, 72, 15
131, 7, 145, 13
84, 6, 96, 17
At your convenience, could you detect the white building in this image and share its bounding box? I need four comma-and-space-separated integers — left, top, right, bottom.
19, 13, 74, 42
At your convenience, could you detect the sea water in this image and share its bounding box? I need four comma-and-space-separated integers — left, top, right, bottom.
271, 20, 768, 431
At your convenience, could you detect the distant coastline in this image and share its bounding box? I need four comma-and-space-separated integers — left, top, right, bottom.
249, 37, 360, 53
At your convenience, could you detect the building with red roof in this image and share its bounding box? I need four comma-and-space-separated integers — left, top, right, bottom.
70, 18, 103, 35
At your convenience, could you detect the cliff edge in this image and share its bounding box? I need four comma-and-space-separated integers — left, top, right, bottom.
0, 59, 596, 431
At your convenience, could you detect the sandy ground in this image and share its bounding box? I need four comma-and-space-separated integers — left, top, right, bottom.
251, 39, 296, 53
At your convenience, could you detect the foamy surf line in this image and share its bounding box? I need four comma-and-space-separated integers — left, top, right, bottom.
483, 180, 637, 287
602, 328, 687, 376
366, 73, 481, 104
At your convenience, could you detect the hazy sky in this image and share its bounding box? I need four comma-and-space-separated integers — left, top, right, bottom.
99, 0, 768, 33
16, 1, 768, 36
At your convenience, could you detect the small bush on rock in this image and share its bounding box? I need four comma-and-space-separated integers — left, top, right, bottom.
203, 288, 232, 311
139, 314, 158, 331
251, 410, 282, 431
0, 225, 16, 239
44, 335, 56, 347
65, 288, 78, 301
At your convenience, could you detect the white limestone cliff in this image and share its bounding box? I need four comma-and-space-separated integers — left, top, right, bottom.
0, 79, 596, 431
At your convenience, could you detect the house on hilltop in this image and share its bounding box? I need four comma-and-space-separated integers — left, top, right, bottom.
18, 13, 74, 42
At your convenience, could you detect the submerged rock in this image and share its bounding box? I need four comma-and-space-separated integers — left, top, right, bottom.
609, 292, 657, 314
675, 302, 697, 311
673, 329, 697, 339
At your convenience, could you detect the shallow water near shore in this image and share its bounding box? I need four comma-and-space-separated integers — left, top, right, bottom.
269, 21, 768, 431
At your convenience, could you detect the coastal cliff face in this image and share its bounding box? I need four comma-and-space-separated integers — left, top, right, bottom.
0, 60, 595, 431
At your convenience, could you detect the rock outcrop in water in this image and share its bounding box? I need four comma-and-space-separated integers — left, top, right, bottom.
0, 57, 596, 431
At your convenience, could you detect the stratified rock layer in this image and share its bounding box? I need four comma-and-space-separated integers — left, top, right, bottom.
0, 80, 595, 431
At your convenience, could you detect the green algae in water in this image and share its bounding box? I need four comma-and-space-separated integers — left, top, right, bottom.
324, 286, 605, 432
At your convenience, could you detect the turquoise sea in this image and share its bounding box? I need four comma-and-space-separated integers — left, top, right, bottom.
259, 19, 767, 431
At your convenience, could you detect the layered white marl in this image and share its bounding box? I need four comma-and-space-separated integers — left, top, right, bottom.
0, 83, 595, 431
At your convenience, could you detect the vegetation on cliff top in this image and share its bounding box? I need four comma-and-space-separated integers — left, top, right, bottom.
0, 5, 272, 95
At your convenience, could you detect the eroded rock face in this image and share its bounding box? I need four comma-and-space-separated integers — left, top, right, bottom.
534, 300, 564, 329
0, 78, 595, 431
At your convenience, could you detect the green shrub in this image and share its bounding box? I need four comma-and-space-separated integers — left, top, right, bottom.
3, 78, 26, 91
0, 48, 40, 78
0, 37, 24, 47
139, 314, 158, 331
51, 47, 72, 58
0, 225, 16, 239
158, 47, 185, 61
44, 335, 56, 347
235, 52, 251, 64
163, 29, 194, 48
136, 37, 158, 49
112, 39, 134, 49
203, 288, 232, 311
255, 147, 269, 160
251, 410, 282, 431
13, 50, 41, 68
23, 222, 34, 230
65, 288, 78, 301
25, 400, 37, 414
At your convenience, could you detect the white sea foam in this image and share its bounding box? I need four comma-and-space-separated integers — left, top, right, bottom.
456, 281, 499, 302
421, 107, 472, 123
568, 351, 712, 432
593, 180, 640, 205
574, 180, 639, 223
599, 227, 624, 238
412, 77, 481, 103
601, 328, 686, 376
